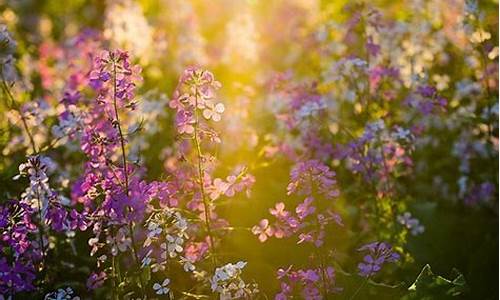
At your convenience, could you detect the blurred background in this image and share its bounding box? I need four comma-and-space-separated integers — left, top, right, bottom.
0, 0, 498, 299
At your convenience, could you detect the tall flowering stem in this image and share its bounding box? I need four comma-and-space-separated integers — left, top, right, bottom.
169, 68, 234, 272
0, 28, 50, 280
193, 87, 218, 269
82, 49, 153, 297
110, 52, 147, 296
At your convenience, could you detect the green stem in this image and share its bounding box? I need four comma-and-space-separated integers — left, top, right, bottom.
349, 277, 368, 300
193, 88, 218, 270
111, 59, 147, 298
0, 73, 37, 154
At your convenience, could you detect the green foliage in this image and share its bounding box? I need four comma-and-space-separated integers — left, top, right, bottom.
404, 264, 468, 300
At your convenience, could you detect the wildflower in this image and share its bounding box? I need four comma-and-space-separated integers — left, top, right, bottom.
175, 110, 195, 135
166, 234, 184, 257
86, 271, 107, 290
153, 278, 170, 295
106, 227, 131, 256
276, 266, 339, 298
211, 261, 256, 299
287, 160, 339, 198
269, 202, 289, 219
357, 242, 400, 277
208, 177, 229, 200
295, 197, 316, 220
202, 102, 225, 122
147, 222, 162, 239
15, 156, 54, 220
397, 212, 425, 236
180, 256, 196, 272
170, 67, 222, 137
44, 287, 80, 300
251, 219, 274, 242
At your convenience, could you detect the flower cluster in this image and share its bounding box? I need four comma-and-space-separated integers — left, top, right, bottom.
276, 265, 339, 299
71, 49, 179, 295
169, 67, 224, 136
0, 0, 497, 299
141, 209, 194, 275
255, 160, 341, 247
0, 201, 37, 294
44, 287, 80, 300
335, 120, 414, 194
168, 67, 256, 277
357, 242, 400, 278
397, 212, 425, 236
210, 261, 257, 299
0, 156, 87, 295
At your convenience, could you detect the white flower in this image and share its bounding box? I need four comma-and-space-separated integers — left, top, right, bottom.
160, 242, 168, 260
391, 126, 412, 141
14, 156, 57, 221
147, 222, 162, 237
144, 222, 162, 247
166, 234, 184, 257
107, 228, 131, 256
180, 256, 196, 272
175, 215, 188, 231
44, 287, 79, 300
153, 278, 170, 295
151, 262, 166, 273
210, 261, 251, 298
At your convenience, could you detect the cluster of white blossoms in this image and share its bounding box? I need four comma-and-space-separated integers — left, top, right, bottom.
44, 287, 80, 300
142, 209, 194, 274
15, 156, 56, 219
210, 261, 258, 299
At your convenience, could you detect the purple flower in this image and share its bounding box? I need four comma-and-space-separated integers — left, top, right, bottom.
357, 242, 400, 277
465, 182, 495, 206
86, 271, 107, 290
276, 266, 339, 298
287, 160, 339, 198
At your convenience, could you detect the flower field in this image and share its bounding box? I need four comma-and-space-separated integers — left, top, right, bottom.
0, 0, 498, 299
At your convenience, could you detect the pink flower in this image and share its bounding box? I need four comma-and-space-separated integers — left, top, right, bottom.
202, 102, 225, 122
207, 178, 229, 200
175, 110, 195, 135
252, 219, 274, 242
295, 197, 316, 220
270, 202, 289, 219
223, 175, 237, 197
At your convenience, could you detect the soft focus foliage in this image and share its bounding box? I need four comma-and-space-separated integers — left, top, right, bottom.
0, 0, 498, 299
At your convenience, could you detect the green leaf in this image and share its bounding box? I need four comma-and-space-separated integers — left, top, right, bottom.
403, 264, 468, 299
